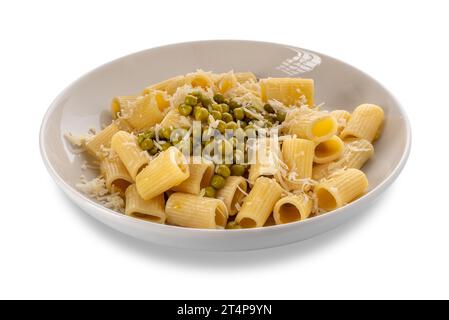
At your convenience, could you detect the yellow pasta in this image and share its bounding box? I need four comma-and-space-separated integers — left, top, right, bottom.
283, 107, 337, 143
235, 72, 257, 83
314, 135, 344, 164
281, 138, 314, 189
110, 131, 150, 179
341, 104, 384, 142
216, 176, 248, 216
186, 70, 215, 89
125, 184, 166, 223
171, 161, 215, 195
136, 147, 189, 200
142, 75, 186, 95
86, 120, 130, 159
217, 72, 238, 93
273, 195, 313, 224
260, 77, 314, 106
236, 177, 283, 228
122, 94, 164, 130
111, 95, 138, 119
160, 109, 192, 129
248, 138, 281, 185
315, 168, 368, 211
330, 109, 351, 135
100, 153, 133, 194
312, 138, 374, 180
165, 193, 228, 229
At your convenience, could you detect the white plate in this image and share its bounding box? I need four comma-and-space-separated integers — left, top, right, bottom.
40, 40, 411, 251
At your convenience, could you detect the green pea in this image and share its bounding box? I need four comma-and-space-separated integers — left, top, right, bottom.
140, 138, 154, 150
178, 103, 193, 116
159, 127, 172, 140
144, 128, 155, 139
191, 91, 202, 98
233, 108, 245, 121
194, 107, 209, 122
220, 103, 230, 113
264, 103, 275, 113
226, 121, 238, 130
276, 110, 287, 122
222, 112, 233, 123
211, 104, 223, 113
149, 146, 158, 155
228, 100, 240, 109
185, 95, 198, 106
231, 164, 246, 176
211, 110, 222, 120
204, 186, 217, 198
137, 133, 146, 145
213, 93, 225, 104
216, 120, 226, 134
160, 142, 171, 151
211, 175, 226, 189
216, 165, 231, 178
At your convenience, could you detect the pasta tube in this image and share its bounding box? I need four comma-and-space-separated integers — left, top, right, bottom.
186, 70, 215, 89
235, 72, 257, 83
100, 153, 133, 194
86, 120, 130, 159
142, 75, 186, 95
281, 138, 314, 189
216, 176, 248, 216
217, 72, 238, 93
260, 77, 314, 106
283, 107, 337, 143
236, 177, 283, 228
171, 161, 215, 195
314, 135, 344, 164
248, 138, 282, 185
123, 94, 164, 130
341, 104, 384, 142
111, 131, 150, 179
330, 109, 351, 135
111, 95, 138, 119
136, 147, 189, 200
125, 184, 166, 223
165, 193, 228, 229
273, 195, 313, 224
314, 168, 368, 211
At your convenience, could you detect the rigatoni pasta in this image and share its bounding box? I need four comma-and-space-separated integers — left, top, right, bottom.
125, 184, 166, 223
70, 70, 385, 230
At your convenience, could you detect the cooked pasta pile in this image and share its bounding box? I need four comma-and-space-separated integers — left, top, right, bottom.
67, 70, 384, 229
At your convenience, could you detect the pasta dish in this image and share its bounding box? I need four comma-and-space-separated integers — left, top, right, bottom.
65, 70, 384, 229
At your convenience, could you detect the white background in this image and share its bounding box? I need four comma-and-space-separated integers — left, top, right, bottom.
1, 0, 448, 300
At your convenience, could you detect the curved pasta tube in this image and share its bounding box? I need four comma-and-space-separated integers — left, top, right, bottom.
122, 94, 164, 130
111, 131, 150, 180
217, 72, 238, 94
111, 95, 138, 119
236, 177, 283, 228
171, 161, 215, 195
136, 147, 189, 200
260, 77, 314, 106
100, 154, 133, 194
86, 120, 130, 159
216, 176, 248, 216
248, 138, 282, 185
281, 138, 314, 190
330, 109, 351, 135
273, 195, 313, 224
283, 107, 337, 143
142, 75, 186, 95
314, 135, 344, 164
165, 193, 228, 229
341, 104, 384, 142
125, 185, 166, 224
314, 168, 368, 211
186, 70, 215, 89
312, 139, 374, 180
235, 72, 257, 83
